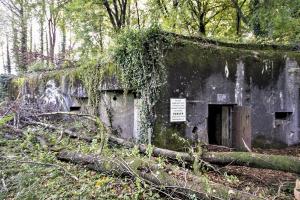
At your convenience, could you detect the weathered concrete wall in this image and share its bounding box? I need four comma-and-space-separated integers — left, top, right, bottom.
9, 69, 89, 113
153, 41, 300, 149
96, 41, 300, 149
99, 91, 134, 139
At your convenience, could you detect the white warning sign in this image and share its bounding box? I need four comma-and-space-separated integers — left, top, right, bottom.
170, 98, 186, 122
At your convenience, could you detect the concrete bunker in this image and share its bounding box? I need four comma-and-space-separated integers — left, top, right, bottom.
98, 37, 300, 150
7, 34, 300, 151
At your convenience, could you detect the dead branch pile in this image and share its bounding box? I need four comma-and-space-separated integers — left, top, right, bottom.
23, 113, 300, 174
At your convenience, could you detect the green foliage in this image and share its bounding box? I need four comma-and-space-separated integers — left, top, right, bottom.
28, 61, 55, 72
64, 0, 107, 54
0, 114, 13, 127
77, 55, 104, 114
146, 0, 300, 44
224, 172, 239, 184
252, 0, 300, 43
2, 0, 300, 75
146, 144, 154, 160
113, 25, 172, 143
0, 125, 164, 200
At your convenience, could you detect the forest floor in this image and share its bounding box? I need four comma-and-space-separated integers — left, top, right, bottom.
0, 119, 299, 199
205, 145, 299, 199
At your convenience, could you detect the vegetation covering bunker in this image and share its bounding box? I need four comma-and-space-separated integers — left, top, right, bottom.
6, 33, 300, 150
101, 34, 300, 149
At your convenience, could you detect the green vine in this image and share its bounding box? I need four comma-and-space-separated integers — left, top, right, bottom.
77, 56, 112, 155
113, 25, 173, 144
78, 57, 105, 115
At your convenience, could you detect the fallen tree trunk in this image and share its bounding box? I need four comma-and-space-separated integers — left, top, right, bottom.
57, 150, 261, 200
203, 151, 300, 174
110, 136, 300, 174
27, 119, 300, 174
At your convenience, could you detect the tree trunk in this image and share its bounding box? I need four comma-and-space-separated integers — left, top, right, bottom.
29, 23, 32, 54
45, 29, 49, 66
199, 12, 206, 35
1, 42, 5, 72
236, 8, 241, 35
135, 0, 140, 29
110, 136, 300, 174
99, 18, 104, 52
103, 0, 128, 31
60, 18, 66, 60
19, 5, 28, 72
48, 18, 56, 64
6, 34, 11, 74
57, 150, 261, 200
48, 0, 57, 65
251, 0, 262, 36
40, 0, 46, 57
12, 22, 20, 69
203, 151, 300, 174
40, 19, 44, 57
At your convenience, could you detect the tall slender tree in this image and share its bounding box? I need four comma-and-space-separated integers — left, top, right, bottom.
6, 34, 11, 74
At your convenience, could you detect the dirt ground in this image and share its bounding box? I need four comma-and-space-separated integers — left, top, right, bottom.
204, 144, 300, 199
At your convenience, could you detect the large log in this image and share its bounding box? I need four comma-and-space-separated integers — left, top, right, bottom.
57, 150, 261, 200
203, 151, 300, 174
25, 119, 300, 174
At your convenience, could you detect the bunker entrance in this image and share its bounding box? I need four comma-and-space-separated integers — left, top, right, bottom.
207, 104, 232, 146
208, 104, 252, 149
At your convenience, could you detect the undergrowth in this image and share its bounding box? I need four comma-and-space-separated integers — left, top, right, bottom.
0, 122, 162, 200
0, 119, 295, 199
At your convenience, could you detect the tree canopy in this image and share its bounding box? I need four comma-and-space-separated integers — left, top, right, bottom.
0, 0, 299, 73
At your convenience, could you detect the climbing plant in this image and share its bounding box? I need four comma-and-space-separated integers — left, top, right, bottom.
113, 26, 173, 144
77, 56, 105, 115
77, 55, 111, 154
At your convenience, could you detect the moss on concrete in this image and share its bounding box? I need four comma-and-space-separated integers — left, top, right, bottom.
153, 121, 191, 151
252, 135, 287, 149
9, 68, 82, 98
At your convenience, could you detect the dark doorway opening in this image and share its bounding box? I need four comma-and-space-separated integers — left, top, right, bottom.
70, 106, 81, 111
208, 105, 222, 145
208, 104, 232, 146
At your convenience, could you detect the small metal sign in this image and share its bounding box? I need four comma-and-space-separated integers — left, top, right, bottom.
170, 98, 186, 122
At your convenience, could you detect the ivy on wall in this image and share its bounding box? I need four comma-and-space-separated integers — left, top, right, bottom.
113, 26, 173, 144
78, 59, 104, 115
